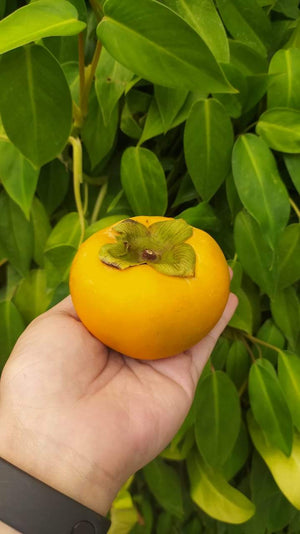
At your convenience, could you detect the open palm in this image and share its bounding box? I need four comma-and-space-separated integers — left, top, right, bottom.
0, 292, 237, 515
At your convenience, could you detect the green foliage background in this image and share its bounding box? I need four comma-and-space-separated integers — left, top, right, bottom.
0, 0, 300, 532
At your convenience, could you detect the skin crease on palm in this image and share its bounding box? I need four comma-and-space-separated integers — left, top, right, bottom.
0, 274, 237, 530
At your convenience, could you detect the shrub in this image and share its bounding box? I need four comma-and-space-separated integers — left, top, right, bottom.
0, 0, 299, 532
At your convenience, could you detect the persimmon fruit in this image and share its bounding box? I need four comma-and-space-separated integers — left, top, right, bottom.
69, 216, 230, 360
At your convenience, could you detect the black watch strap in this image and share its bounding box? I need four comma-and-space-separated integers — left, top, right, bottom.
0, 457, 111, 534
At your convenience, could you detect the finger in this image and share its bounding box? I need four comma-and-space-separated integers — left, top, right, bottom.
191, 292, 238, 379
46, 295, 80, 320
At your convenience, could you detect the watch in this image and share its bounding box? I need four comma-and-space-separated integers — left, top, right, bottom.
0, 457, 111, 533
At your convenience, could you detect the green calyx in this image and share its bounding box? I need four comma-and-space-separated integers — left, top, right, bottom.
99, 218, 196, 277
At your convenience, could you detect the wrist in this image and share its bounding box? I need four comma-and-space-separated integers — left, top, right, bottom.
0, 415, 118, 517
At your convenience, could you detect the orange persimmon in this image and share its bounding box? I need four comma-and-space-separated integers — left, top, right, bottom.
69, 216, 230, 360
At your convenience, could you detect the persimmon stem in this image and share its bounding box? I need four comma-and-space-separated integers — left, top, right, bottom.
244, 333, 282, 354
78, 33, 85, 118
82, 40, 102, 116
69, 136, 85, 244
289, 197, 300, 219
91, 182, 108, 224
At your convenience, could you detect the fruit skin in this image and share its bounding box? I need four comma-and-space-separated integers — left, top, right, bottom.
69, 216, 230, 360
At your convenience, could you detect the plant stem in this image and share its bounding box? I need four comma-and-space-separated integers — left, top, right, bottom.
244, 333, 282, 354
238, 379, 248, 398
289, 197, 300, 219
82, 40, 102, 116
243, 121, 258, 134
78, 33, 85, 117
241, 337, 256, 363
89, 0, 103, 21
69, 136, 85, 244
91, 182, 108, 224
83, 182, 89, 216
83, 173, 107, 186
0, 134, 8, 141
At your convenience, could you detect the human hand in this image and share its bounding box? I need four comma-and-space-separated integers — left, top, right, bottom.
0, 290, 237, 517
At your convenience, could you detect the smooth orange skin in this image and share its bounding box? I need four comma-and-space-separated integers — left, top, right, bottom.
69, 216, 230, 360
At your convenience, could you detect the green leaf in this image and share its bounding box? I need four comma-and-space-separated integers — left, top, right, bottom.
284, 154, 300, 195
1, 265, 21, 302
109, 489, 138, 534
82, 88, 118, 170
13, 269, 53, 324
256, 108, 300, 153
31, 197, 51, 267
234, 211, 278, 298
177, 202, 220, 232
248, 411, 300, 510
44, 212, 81, 286
184, 99, 234, 201
278, 223, 300, 289
85, 215, 130, 240
271, 286, 300, 351
64, 0, 87, 22
0, 300, 25, 367
0, 1, 6, 19
229, 40, 268, 75
254, 319, 285, 366
97, 0, 234, 94
250, 451, 296, 534
0, 0, 86, 55
228, 287, 253, 334
273, 0, 300, 18
244, 73, 273, 113
154, 85, 188, 134
140, 91, 199, 144
143, 458, 184, 519
62, 61, 80, 104
0, 191, 33, 275
222, 421, 250, 481
287, 18, 300, 49
187, 449, 255, 523
37, 159, 70, 216
211, 337, 230, 370
0, 44, 72, 167
248, 359, 293, 456
159, 0, 229, 63
232, 134, 290, 250
215, 0, 271, 56
121, 89, 151, 140
213, 64, 248, 119
226, 172, 243, 220
195, 371, 241, 467
226, 340, 251, 390
121, 147, 168, 216
172, 173, 198, 209
0, 138, 39, 219
268, 48, 300, 110
278, 351, 300, 433
95, 47, 133, 127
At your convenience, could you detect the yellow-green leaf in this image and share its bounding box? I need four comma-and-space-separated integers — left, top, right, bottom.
187, 449, 255, 523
